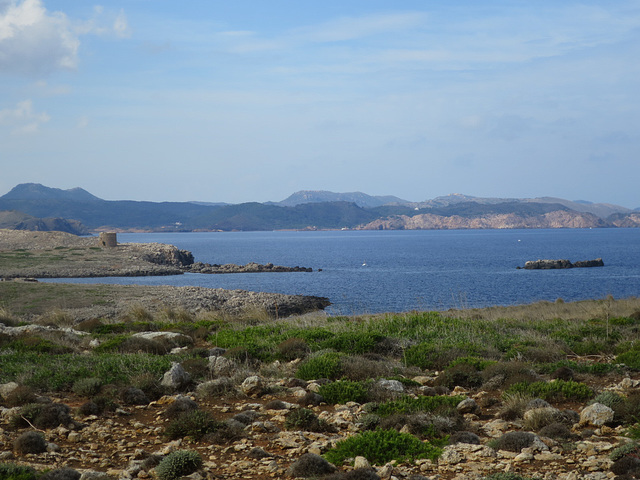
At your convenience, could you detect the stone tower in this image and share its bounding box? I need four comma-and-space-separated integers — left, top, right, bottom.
99, 232, 117, 248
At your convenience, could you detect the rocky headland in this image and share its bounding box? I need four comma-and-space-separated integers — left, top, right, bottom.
0, 230, 315, 279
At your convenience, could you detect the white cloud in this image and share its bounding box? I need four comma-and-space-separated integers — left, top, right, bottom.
0, 0, 78, 75
0, 99, 50, 134
113, 9, 131, 38
295, 12, 427, 43
0, 0, 131, 76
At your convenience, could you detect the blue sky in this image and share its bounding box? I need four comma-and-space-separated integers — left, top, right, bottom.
1, 1, 639, 207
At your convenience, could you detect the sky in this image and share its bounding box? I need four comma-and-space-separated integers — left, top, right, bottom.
1, 1, 639, 207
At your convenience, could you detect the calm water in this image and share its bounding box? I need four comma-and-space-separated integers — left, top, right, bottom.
45, 229, 640, 315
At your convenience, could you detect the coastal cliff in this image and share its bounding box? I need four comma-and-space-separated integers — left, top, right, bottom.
358, 210, 607, 230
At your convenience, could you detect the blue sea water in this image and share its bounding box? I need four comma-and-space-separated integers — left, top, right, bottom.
44, 229, 640, 315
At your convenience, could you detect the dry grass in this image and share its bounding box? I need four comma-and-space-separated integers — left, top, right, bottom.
441, 297, 640, 323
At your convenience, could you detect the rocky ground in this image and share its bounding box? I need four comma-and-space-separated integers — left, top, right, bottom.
0, 357, 638, 480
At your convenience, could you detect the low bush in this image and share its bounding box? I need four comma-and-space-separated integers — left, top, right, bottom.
339, 355, 396, 382
318, 380, 369, 405
505, 380, 593, 402
379, 412, 464, 440
498, 393, 533, 420
13, 431, 47, 454
155, 450, 202, 480
121, 386, 149, 405
484, 474, 537, 480
11, 402, 72, 429
3, 385, 37, 407
369, 395, 463, 417
288, 453, 336, 478
324, 429, 443, 465
435, 363, 483, 389
72, 377, 103, 397
164, 410, 221, 440
38, 468, 81, 480
489, 431, 536, 452
318, 332, 384, 355
285, 408, 335, 433
0, 462, 37, 480
296, 352, 343, 381
538, 422, 574, 440
481, 361, 540, 390
610, 442, 640, 462
537, 360, 617, 376
130, 373, 165, 401
404, 343, 471, 370
277, 337, 310, 361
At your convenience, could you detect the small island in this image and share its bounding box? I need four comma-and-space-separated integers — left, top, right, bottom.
519, 258, 605, 269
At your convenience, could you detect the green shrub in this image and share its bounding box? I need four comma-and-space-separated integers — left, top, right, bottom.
155, 450, 202, 480
616, 350, 640, 370
324, 429, 442, 465
296, 352, 343, 380
318, 381, 369, 405
370, 395, 463, 417
536, 360, 617, 376
0, 463, 37, 480
448, 356, 496, 371
610, 442, 640, 461
319, 332, 384, 354
404, 343, 472, 370
164, 410, 221, 440
505, 380, 593, 402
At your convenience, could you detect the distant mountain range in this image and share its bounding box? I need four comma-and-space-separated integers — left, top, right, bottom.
0, 183, 638, 233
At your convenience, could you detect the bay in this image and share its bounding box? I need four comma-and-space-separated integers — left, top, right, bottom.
44, 229, 640, 315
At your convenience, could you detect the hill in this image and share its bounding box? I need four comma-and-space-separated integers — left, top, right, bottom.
277, 190, 409, 208
1, 183, 638, 232
0, 210, 88, 235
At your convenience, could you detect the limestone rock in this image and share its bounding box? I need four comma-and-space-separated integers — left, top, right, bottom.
457, 398, 479, 414
580, 403, 615, 426
209, 356, 236, 376
160, 362, 191, 390
376, 379, 404, 393
0, 382, 19, 399
132, 331, 193, 347
241, 376, 264, 396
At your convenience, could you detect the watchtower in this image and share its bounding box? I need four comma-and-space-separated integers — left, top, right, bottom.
99, 232, 118, 248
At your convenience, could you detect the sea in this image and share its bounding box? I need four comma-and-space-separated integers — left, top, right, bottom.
43, 229, 640, 315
